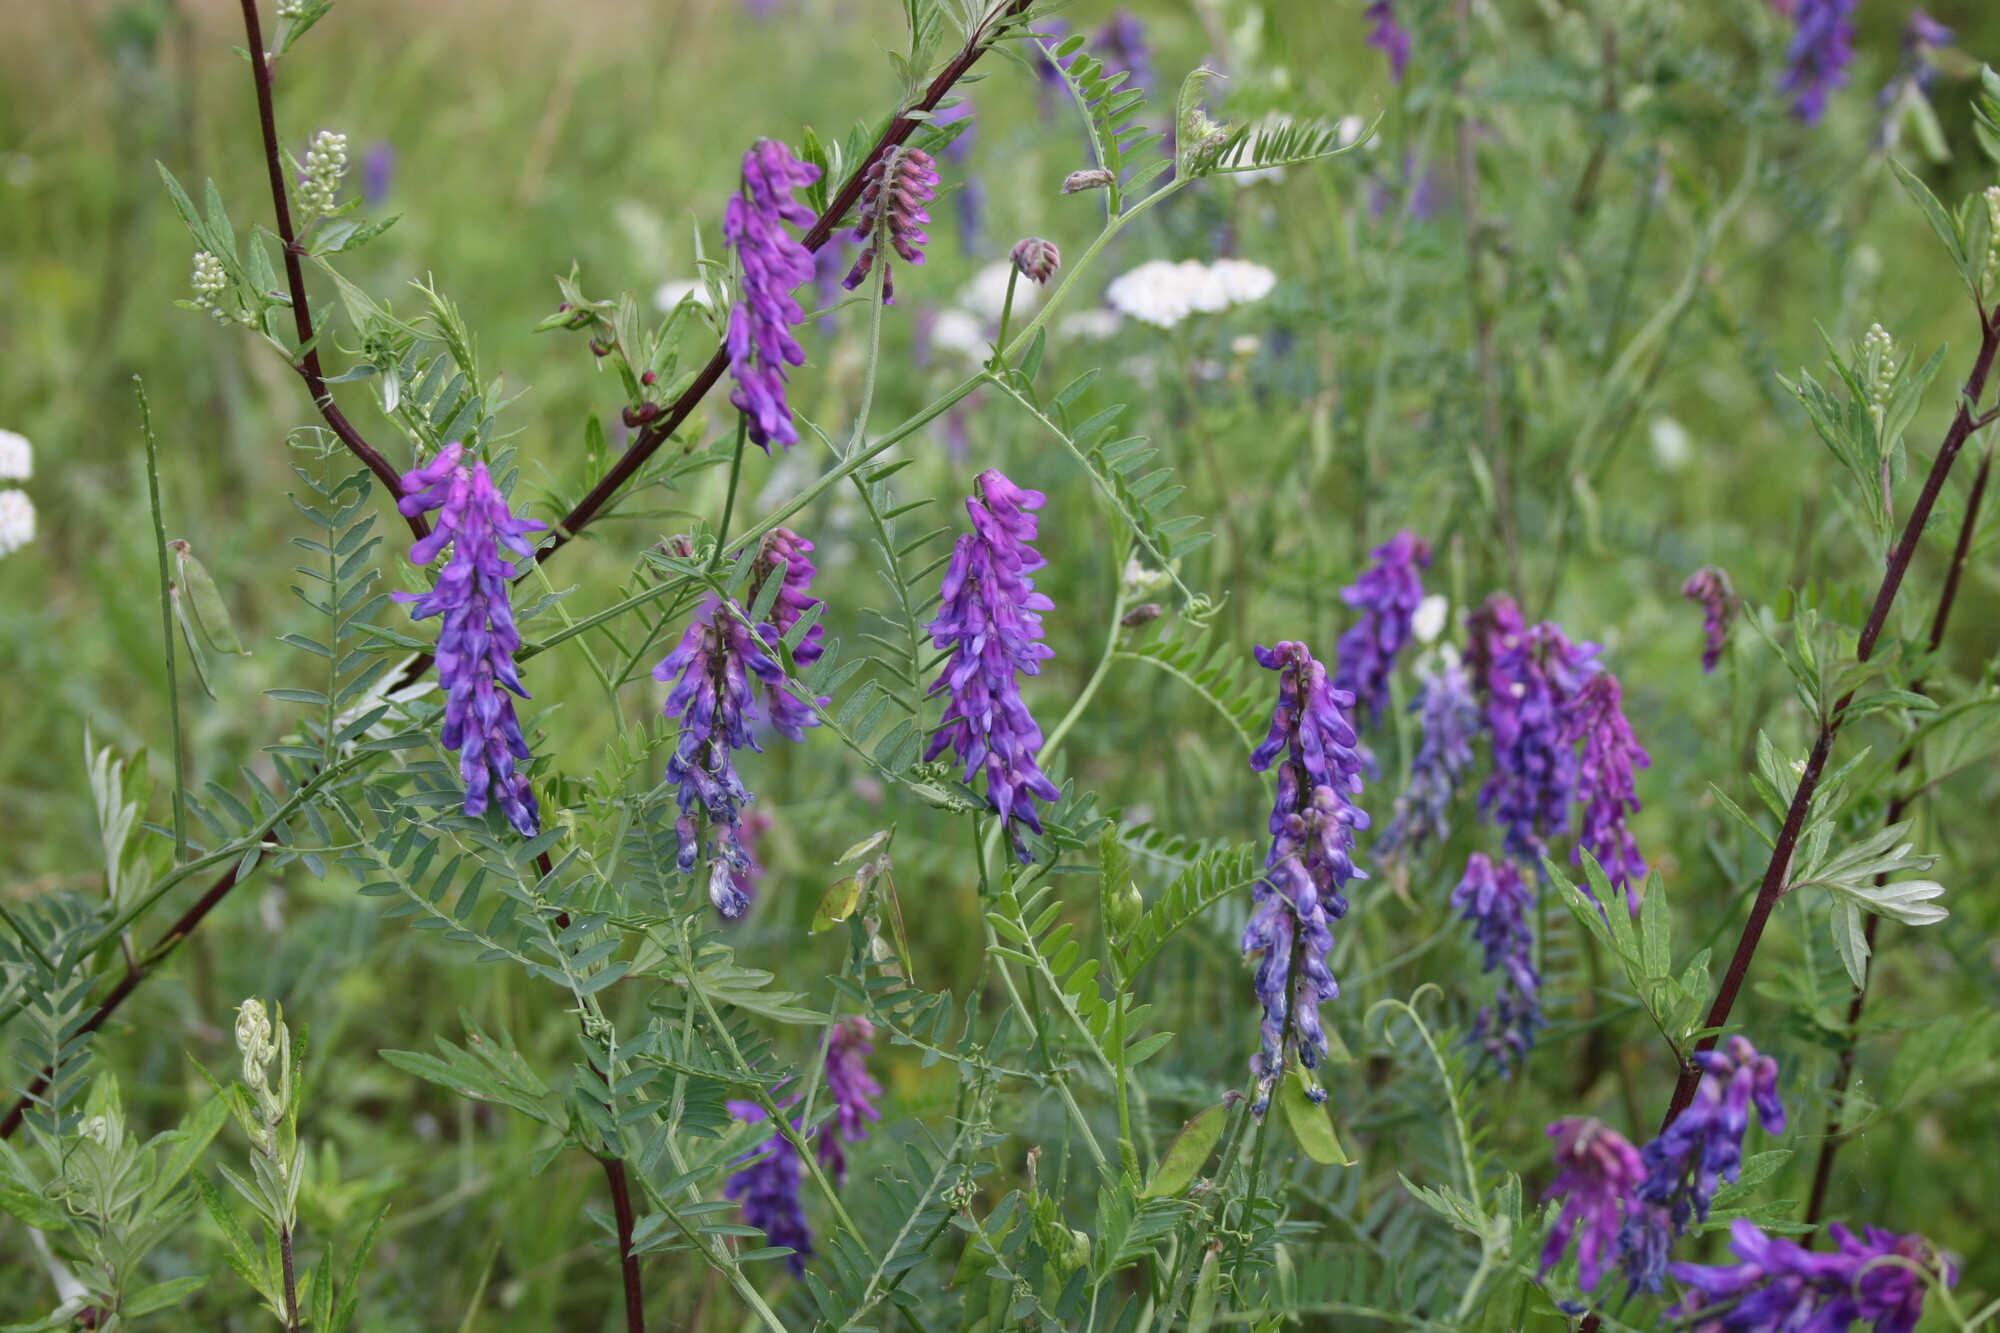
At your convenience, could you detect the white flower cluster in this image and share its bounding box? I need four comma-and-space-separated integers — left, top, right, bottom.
276, 0, 309, 17
0, 430, 33, 559
299, 129, 348, 218
1862, 323, 1897, 433
190, 250, 237, 324
1104, 258, 1278, 329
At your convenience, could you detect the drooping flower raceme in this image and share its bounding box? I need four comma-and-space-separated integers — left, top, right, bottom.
1779, 0, 1857, 125
1619, 1035, 1787, 1294
656, 598, 816, 918
1452, 853, 1542, 1073
1365, 0, 1412, 82
1242, 641, 1369, 1111
395, 442, 546, 838
925, 470, 1062, 857
724, 140, 821, 452
1479, 616, 1600, 866
816, 1018, 883, 1184
1670, 1219, 1953, 1333
1682, 565, 1736, 673
844, 145, 940, 305
1541, 1117, 1646, 1292
1567, 672, 1651, 899
1377, 651, 1480, 854
1335, 530, 1431, 726
725, 1101, 812, 1274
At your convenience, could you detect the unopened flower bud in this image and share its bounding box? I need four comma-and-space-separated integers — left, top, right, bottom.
1062, 168, 1115, 195
299, 129, 348, 218
1120, 602, 1163, 629
1010, 237, 1060, 285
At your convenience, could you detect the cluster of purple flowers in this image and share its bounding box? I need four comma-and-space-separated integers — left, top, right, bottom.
1477, 606, 1603, 867
1377, 653, 1479, 853
748, 527, 828, 736
1242, 641, 1369, 1111
1365, 0, 1412, 82
1451, 853, 1541, 1074
816, 1017, 883, 1184
395, 442, 546, 837
1683, 566, 1737, 674
1542, 1118, 1647, 1292
1673, 1219, 1954, 1333
924, 470, 1063, 857
1568, 673, 1651, 894
1334, 530, 1431, 727
725, 1101, 813, 1273
725, 140, 821, 451
1778, 0, 1858, 126
844, 146, 939, 305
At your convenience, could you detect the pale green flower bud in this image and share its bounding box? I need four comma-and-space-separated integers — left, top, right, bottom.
299, 129, 348, 218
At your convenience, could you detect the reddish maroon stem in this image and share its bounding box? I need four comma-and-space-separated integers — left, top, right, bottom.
236, 0, 426, 541
601, 1155, 647, 1332
1802, 443, 1995, 1230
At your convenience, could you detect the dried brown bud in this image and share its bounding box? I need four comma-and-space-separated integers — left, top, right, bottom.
1009, 237, 1061, 285
1062, 168, 1116, 195
1120, 603, 1164, 629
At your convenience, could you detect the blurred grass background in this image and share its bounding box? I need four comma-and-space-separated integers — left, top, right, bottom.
4, 0, 2000, 1327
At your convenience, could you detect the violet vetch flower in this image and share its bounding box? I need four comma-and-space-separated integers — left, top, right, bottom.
1620, 1035, 1787, 1294
1779, 0, 1857, 125
816, 1018, 883, 1184
1476, 608, 1601, 866
1243, 641, 1369, 1111
812, 236, 854, 336
1011, 237, 1061, 286
1365, 0, 1412, 82
925, 470, 1062, 856
1683, 566, 1737, 673
725, 1101, 812, 1273
1567, 672, 1651, 900
1452, 853, 1542, 1073
1669, 1219, 1953, 1333
933, 101, 982, 255
747, 527, 829, 738
1092, 11, 1155, 98
1335, 530, 1431, 727
1541, 1117, 1646, 1292
1378, 652, 1479, 854
394, 442, 546, 837
844, 146, 939, 306
655, 597, 817, 919
363, 140, 394, 206
725, 140, 821, 451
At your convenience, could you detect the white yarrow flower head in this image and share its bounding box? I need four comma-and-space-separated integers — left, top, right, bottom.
0, 429, 30, 481
1105, 258, 1278, 329
0, 489, 37, 557
1058, 308, 1124, 342
929, 308, 987, 359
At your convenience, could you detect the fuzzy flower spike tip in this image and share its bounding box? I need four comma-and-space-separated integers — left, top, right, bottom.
395, 442, 546, 837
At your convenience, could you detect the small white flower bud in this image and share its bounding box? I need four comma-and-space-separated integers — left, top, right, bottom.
300, 129, 349, 218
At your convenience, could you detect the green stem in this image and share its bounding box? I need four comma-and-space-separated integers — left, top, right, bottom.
136, 379, 188, 862
843, 253, 892, 462
713, 413, 749, 559
990, 265, 1021, 371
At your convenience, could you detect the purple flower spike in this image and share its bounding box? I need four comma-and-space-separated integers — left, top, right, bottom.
725, 140, 821, 452
394, 442, 546, 837
1378, 652, 1479, 854
1243, 641, 1370, 1110
1669, 1219, 1953, 1333
1365, 1, 1412, 82
1780, 0, 1857, 125
1476, 608, 1601, 866
925, 470, 1063, 856
1335, 530, 1431, 727
844, 146, 940, 306
748, 527, 830, 739
1568, 672, 1650, 901
1620, 1035, 1787, 1294
1683, 566, 1737, 673
725, 1101, 812, 1273
817, 1018, 883, 1184
1541, 1117, 1645, 1291
1453, 854, 1542, 1073
655, 598, 816, 918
